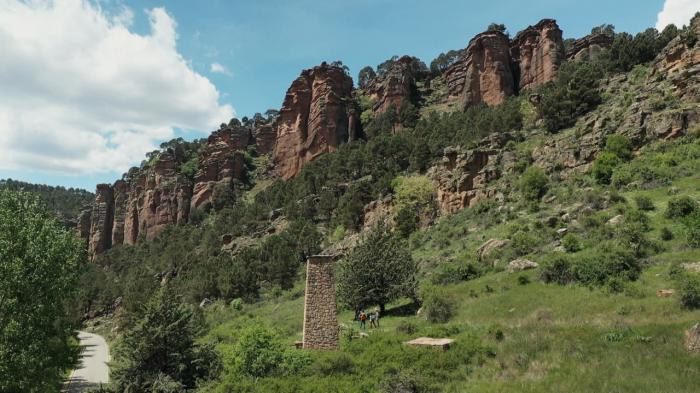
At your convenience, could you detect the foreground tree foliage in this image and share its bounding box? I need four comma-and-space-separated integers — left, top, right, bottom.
110, 286, 220, 392
337, 224, 418, 313
0, 190, 84, 392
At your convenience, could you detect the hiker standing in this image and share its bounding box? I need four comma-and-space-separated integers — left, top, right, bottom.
359, 310, 367, 329
369, 310, 377, 328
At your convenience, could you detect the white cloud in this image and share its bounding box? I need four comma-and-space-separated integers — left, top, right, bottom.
656, 0, 699, 30
210, 62, 231, 75
0, 0, 234, 176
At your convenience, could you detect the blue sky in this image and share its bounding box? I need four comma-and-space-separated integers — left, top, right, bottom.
0, 0, 695, 191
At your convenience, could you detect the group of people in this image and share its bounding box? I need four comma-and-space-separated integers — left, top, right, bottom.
357, 309, 380, 329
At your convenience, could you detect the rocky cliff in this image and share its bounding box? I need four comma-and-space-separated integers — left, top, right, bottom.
565, 33, 613, 61
445, 19, 564, 110
445, 30, 515, 110
365, 55, 418, 114
272, 62, 359, 180
83, 122, 252, 255
511, 19, 565, 91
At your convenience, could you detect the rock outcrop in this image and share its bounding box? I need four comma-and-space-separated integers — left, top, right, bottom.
83, 124, 250, 255
365, 55, 417, 114
445, 30, 515, 109
565, 33, 613, 61
445, 19, 564, 110
428, 147, 500, 215
655, 13, 700, 101
273, 63, 360, 180
511, 19, 565, 91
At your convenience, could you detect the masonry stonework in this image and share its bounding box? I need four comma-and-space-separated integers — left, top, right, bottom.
302, 255, 339, 350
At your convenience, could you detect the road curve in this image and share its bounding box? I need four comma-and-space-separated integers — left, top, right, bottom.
64, 331, 110, 393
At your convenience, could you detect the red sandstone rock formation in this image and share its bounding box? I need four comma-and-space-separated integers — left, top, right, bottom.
655, 13, 700, 101
88, 184, 114, 255
445, 30, 516, 110
565, 33, 613, 61
511, 19, 565, 91
253, 122, 277, 154
428, 147, 501, 215
273, 63, 359, 180
85, 124, 250, 255
365, 55, 417, 114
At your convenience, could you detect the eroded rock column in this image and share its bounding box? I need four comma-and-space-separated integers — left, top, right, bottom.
302, 255, 339, 350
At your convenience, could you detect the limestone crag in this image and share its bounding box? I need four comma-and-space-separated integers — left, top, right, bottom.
511, 19, 565, 91
365, 55, 417, 114
273, 63, 359, 180
428, 147, 501, 215
565, 33, 613, 61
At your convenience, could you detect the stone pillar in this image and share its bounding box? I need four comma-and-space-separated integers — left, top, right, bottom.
302, 255, 339, 350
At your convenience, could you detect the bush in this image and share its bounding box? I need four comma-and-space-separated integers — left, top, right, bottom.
540, 255, 574, 284
396, 320, 419, 335
517, 275, 531, 285
666, 196, 697, 218
592, 152, 621, 184
432, 262, 481, 284
683, 211, 700, 247
520, 166, 548, 201
421, 285, 455, 323
634, 195, 655, 211
511, 230, 539, 256
562, 233, 582, 253
605, 135, 633, 161
660, 227, 674, 241
574, 247, 641, 286
227, 324, 310, 378
678, 274, 700, 310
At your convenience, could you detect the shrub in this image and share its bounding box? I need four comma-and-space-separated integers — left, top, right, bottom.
678, 275, 700, 310
511, 230, 539, 256
396, 320, 419, 335
592, 152, 621, 184
314, 354, 355, 376
520, 166, 548, 201
227, 324, 309, 378
574, 247, 641, 286
660, 226, 674, 241
605, 135, 633, 161
683, 211, 700, 248
421, 285, 455, 323
666, 196, 697, 218
634, 195, 655, 211
517, 275, 531, 285
230, 298, 243, 311
432, 262, 481, 285
540, 255, 574, 285
562, 233, 582, 253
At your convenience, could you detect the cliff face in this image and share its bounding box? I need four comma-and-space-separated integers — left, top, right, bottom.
83, 124, 250, 255
565, 33, 613, 61
445, 30, 515, 109
365, 55, 417, 114
655, 13, 700, 101
272, 63, 359, 180
511, 19, 565, 91
445, 19, 564, 110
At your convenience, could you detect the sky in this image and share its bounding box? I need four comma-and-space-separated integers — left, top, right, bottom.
0, 0, 698, 191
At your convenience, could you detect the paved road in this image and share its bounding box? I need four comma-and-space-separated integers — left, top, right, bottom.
64, 331, 110, 393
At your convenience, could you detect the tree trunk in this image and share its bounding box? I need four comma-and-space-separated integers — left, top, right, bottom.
380, 303, 386, 314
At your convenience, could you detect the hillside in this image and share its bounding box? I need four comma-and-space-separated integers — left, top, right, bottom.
0, 178, 94, 225
72, 14, 700, 393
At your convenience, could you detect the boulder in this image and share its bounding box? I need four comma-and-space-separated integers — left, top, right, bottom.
506, 259, 539, 273
607, 214, 624, 225
477, 238, 510, 261
686, 323, 700, 353
656, 289, 675, 297
682, 262, 700, 273
556, 228, 568, 237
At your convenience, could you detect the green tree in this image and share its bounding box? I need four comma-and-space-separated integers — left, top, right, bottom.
519, 166, 548, 201
358, 66, 377, 89
110, 286, 220, 392
0, 190, 84, 392
337, 224, 418, 313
